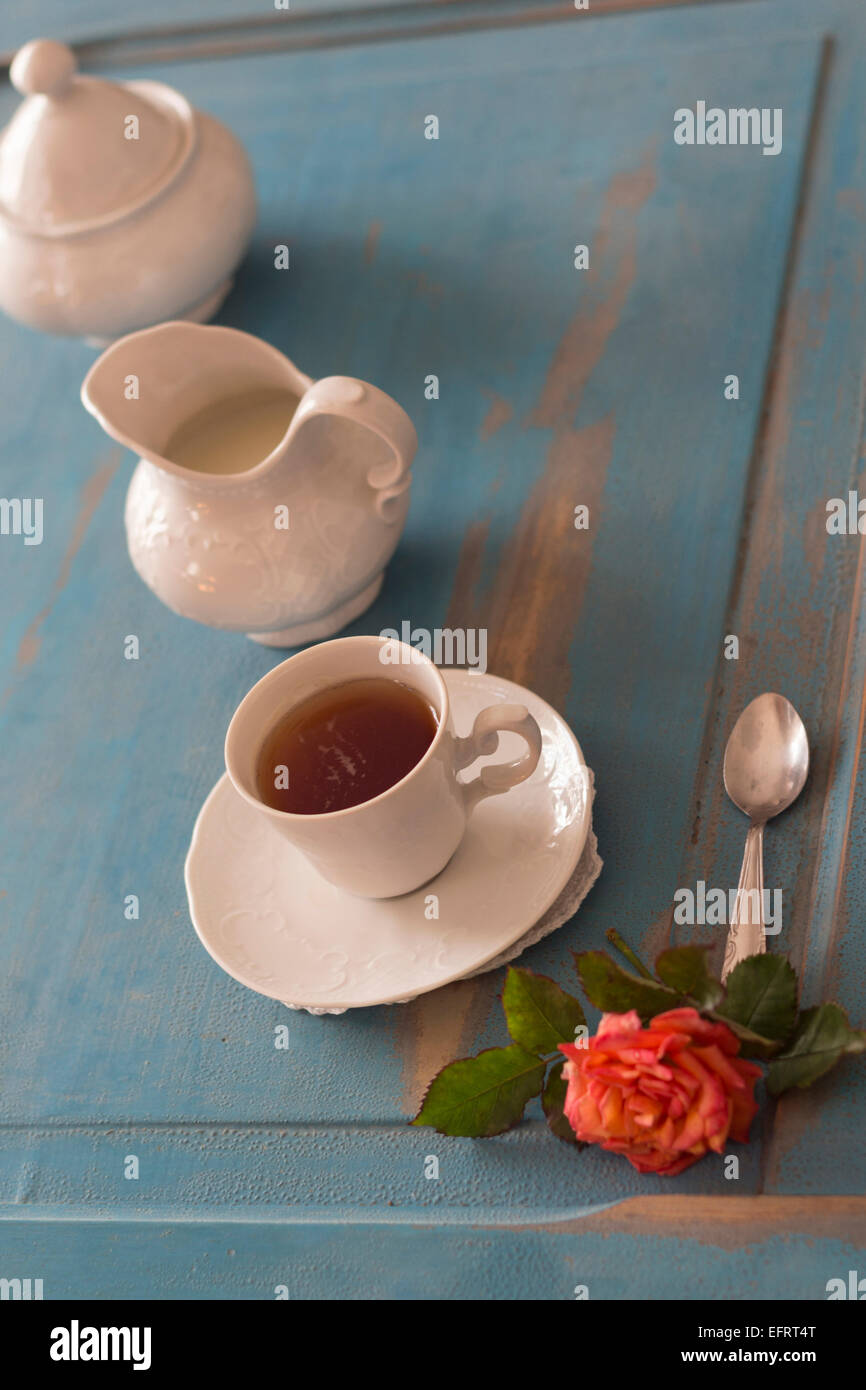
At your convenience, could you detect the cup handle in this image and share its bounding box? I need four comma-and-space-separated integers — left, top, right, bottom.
453, 704, 543, 814
293, 376, 418, 522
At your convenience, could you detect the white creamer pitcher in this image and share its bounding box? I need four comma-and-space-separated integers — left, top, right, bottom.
81, 321, 417, 645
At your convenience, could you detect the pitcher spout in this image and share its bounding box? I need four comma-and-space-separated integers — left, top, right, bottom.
81, 320, 311, 476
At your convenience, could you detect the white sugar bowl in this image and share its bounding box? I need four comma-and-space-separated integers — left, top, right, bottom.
0, 38, 256, 342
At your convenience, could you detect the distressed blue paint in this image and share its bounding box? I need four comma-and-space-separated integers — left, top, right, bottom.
0, 0, 864, 1297
1, 1216, 861, 1300
0, 1117, 767, 1222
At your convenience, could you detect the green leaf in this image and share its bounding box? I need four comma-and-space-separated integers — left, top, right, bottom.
767, 1004, 866, 1096
655, 945, 724, 1010
503, 966, 586, 1056
542, 1058, 586, 1148
411, 1045, 546, 1137
605, 929, 654, 979
708, 1012, 782, 1060
717, 955, 798, 1043
575, 950, 681, 1021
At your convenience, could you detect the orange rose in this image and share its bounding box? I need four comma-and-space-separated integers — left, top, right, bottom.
559, 1007, 762, 1176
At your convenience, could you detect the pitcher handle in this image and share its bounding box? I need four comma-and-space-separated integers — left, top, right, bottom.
293, 376, 417, 523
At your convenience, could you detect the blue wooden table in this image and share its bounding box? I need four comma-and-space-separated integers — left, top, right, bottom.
1, 0, 865, 1298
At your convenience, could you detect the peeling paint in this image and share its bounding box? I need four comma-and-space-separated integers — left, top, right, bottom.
405, 270, 445, 305
528, 146, 656, 429
363, 220, 383, 265
480, 391, 513, 441
490, 1195, 866, 1248
6, 454, 120, 694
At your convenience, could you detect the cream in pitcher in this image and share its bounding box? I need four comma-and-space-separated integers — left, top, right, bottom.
81, 321, 417, 645
162, 387, 301, 476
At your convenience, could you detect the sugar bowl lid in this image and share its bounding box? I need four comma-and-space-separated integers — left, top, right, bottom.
0, 38, 196, 237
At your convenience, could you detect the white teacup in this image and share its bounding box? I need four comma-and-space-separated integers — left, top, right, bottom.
225, 635, 543, 898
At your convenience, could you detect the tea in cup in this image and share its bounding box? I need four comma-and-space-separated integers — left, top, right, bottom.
225, 635, 542, 898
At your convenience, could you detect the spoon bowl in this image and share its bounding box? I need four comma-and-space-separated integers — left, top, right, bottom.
723, 692, 809, 823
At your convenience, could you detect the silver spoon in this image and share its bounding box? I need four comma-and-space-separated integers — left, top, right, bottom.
721, 693, 809, 980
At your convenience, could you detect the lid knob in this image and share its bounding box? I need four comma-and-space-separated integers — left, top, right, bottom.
10, 39, 77, 98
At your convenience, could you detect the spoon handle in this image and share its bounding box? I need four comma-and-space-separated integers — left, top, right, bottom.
722, 822, 766, 981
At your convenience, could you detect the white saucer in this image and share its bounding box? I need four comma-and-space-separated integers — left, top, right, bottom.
185, 669, 592, 1011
